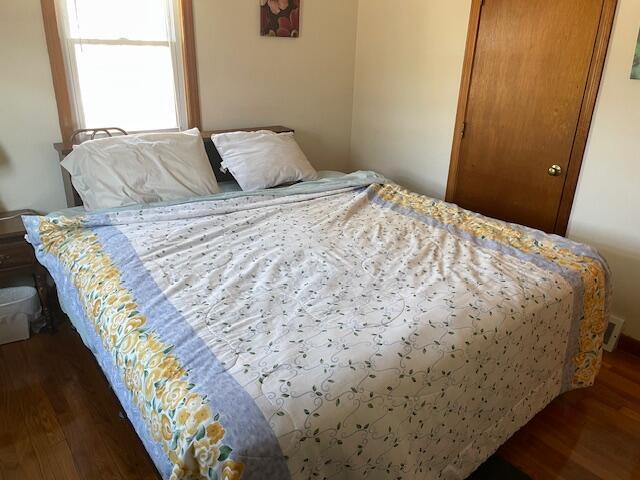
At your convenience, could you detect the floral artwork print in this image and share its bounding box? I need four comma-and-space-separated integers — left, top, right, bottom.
261, 0, 300, 37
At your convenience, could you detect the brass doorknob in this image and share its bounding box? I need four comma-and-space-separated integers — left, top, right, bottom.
548, 165, 562, 177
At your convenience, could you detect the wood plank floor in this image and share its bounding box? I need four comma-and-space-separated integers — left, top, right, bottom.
1, 321, 639, 480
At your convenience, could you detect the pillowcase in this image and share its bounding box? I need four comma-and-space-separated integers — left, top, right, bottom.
61, 129, 220, 210
212, 130, 317, 191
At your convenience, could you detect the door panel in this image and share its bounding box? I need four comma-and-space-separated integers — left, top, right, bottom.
452, 0, 604, 232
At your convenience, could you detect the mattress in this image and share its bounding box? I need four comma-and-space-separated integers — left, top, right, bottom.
23, 171, 610, 480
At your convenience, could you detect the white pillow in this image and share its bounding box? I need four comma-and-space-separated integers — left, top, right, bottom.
212, 130, 317, 191
61, 129, 220, 210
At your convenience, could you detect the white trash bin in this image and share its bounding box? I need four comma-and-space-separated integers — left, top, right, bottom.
0, 286, 42, 345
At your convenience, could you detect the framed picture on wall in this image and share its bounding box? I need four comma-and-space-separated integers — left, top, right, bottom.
632, 28, 640, 80
261, 0, 300, 37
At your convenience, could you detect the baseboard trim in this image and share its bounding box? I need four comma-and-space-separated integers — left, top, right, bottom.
618, 334, 640, 358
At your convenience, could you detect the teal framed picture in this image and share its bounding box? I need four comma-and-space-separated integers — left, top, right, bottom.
632, 28, 640, 80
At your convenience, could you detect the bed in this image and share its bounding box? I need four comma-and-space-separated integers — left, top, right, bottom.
24, 127, 610, 480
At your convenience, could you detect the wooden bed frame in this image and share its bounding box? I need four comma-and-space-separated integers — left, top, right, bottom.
53, 126, 294, 208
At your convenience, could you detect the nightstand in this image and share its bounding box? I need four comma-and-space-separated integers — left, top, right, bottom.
0, 209, 53, 332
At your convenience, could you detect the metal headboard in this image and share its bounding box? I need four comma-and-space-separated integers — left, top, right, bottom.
69, 127, 129, 145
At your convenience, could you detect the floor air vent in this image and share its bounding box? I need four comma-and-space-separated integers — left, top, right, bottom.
603, 316, 625, 352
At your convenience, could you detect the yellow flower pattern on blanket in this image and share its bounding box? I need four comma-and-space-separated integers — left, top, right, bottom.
38, 216, 241, 480
372, 184, 607, 388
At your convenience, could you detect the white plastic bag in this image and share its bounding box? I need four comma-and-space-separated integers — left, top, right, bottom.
0, 286, 42, 344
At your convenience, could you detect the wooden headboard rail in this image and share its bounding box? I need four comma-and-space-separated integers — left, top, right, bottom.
53, 126, 294, 208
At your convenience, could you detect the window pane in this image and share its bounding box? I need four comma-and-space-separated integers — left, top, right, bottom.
65, 0, 171, 41
74, 44, 179, 131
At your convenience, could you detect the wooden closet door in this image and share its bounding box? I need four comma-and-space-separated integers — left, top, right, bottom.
447, 0, 610, 233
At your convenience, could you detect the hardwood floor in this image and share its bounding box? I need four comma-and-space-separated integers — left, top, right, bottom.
0, 321, 158, 480
1, 321, 639, 480
498, 349, 640, 479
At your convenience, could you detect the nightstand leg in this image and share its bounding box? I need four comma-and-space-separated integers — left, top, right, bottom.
34, 265, 54, 333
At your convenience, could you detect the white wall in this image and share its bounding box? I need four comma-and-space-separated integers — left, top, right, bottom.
351, 0, 471, 198
194, 0, 359, 171
350, 0, 640, 339
0, 0, 66, 213
567, 0, 640, 339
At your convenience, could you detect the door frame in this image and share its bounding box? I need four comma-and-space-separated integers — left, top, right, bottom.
445, 0, 618, 235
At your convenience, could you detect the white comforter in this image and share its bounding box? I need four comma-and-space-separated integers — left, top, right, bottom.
26, 173, 609, 480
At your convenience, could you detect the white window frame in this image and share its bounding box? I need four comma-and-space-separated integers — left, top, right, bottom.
53, 0, 189, 133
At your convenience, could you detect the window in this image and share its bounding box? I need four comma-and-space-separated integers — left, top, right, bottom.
42, 0, 200, 141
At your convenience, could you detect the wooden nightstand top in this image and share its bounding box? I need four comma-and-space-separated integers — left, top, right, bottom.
0, 209, 38, 241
